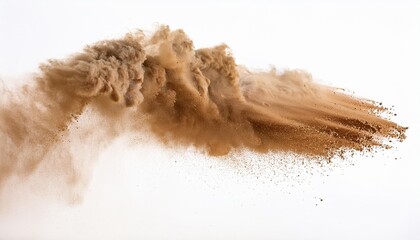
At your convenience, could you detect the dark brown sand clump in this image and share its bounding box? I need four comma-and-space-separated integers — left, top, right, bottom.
0, 26, 406, 187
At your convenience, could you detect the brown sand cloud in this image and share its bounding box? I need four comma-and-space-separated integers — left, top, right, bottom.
0, 26, 406, 190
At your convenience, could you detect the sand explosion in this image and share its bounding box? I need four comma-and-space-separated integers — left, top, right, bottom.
0, 26, 406, 188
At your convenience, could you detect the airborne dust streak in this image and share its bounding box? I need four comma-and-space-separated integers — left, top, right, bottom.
0, 26, 406, 193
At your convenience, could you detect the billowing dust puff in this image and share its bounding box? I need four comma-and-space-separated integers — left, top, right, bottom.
0, 26, 406, 185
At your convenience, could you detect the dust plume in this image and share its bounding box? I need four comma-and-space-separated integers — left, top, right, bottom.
0, 26, 406, 190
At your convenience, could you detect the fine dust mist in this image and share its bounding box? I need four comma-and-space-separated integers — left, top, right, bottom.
0, 26, 406, 195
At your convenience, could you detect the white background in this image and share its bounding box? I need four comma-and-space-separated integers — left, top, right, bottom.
0, 0, 419, 239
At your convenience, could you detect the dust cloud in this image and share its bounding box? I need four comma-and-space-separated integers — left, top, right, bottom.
0, 26, 406, 191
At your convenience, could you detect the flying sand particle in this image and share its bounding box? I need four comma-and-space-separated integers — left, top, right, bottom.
0, 26, 407, 191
